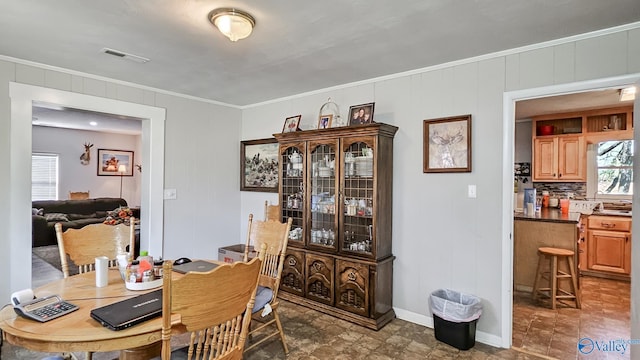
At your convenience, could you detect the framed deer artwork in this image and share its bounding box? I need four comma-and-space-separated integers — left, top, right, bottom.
423, 114, 472, 173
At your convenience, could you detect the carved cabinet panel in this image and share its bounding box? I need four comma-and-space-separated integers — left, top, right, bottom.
336, 259, 369, 317
305, 253, 334, 305
281, 248, 305, 296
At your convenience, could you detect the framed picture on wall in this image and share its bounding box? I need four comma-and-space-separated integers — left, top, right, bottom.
423, 114, 472, 173
240, 138, 279, 192
97, 149, 134, 176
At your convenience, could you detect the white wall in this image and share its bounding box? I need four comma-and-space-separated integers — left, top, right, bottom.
32, 126, 142, 205
514, 120, 532, 164
240, 25, 640, 346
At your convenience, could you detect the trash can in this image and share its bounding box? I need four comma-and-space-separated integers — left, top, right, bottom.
429, 289, 482, 350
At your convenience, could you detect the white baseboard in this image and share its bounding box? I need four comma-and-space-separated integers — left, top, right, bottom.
393, 307, 504, 348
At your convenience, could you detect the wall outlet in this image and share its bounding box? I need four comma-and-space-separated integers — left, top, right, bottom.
163, 188, 177, 200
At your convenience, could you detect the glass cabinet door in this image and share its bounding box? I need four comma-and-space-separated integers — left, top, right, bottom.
280, 144, 305, 247
341, 140, 374, 257
308, 141, 338, 251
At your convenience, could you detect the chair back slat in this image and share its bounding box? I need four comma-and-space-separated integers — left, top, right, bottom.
54, 218, 135, 278
264, 201, 280, 221
69, 191, 90, 200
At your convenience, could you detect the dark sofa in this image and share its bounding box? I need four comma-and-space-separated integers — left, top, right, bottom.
32, 197, 127, 247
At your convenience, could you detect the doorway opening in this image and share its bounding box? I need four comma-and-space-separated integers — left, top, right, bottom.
510, 88, 634, 358
9, 83, 166, 295
501, 74, 640, 353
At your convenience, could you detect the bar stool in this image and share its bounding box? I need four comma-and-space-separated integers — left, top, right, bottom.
531, 247, 581, 309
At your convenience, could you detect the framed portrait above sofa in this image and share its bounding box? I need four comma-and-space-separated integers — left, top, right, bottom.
97, 149, 134, 176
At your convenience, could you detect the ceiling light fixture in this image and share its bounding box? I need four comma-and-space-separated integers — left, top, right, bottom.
209, 8, 255, 42
619, 86, 636, 101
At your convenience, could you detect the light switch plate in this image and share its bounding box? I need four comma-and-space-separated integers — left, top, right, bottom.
468, 185, 477, 198
163, 188, 177, 200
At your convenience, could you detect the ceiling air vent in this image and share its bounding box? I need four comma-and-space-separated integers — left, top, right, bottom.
100, 48, 150, 63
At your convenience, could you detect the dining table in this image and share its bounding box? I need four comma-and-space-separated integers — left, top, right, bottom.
0, 267, 186, 360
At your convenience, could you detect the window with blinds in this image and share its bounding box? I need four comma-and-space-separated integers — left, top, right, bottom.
32, 153, 59, 200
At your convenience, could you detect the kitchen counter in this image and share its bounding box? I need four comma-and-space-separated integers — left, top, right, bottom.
514, 208, 581, 223
591, 209, 632, 217
514, 211, 580, 293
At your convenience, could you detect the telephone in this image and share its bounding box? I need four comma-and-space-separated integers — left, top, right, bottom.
11, 289, 78, 322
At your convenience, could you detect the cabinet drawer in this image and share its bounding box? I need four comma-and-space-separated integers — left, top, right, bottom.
588, 216, 631, 231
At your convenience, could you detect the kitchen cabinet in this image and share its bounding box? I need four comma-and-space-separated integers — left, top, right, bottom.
531, 106, 633, 182
274, 123, 397, 330
533, 136, 585, 181
586, 216, 631, 277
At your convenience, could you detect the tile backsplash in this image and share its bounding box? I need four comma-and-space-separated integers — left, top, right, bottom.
534, 182, 587, 199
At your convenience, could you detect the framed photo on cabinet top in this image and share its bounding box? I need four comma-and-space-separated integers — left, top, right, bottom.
318, 114, 333, 129
240, 138, 279, 192
97, 149, 134, 176
423, 114, 472, 173
349, 102, 375, 125
282, 115, 302, 133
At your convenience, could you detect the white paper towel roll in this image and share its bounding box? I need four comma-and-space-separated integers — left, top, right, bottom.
526, 203, 534, 215
95, 256, 109, 287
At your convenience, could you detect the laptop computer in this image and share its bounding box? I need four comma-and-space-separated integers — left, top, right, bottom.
172, 260, 219, 274
90, 289, 162, 331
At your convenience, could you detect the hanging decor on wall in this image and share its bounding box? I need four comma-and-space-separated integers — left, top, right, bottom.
240, 138, 279, 192
423, 114, 472, 173
97, 149, 134, 176
80, 142, 93, 165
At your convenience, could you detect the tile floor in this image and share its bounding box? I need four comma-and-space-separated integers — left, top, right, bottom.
513, 276, 631, 359
1, 253, 630, 359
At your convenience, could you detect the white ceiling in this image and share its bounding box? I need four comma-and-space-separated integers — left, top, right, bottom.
32, 102, 143, 135
3, 1, 639, 131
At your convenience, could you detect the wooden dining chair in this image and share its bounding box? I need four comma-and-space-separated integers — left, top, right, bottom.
243, 214, 293, 354
54, 219, 135, 360
159, 246, 265, 360
264, 200, 280, 221
54, 218, 135, 278
68, 191, 90, 200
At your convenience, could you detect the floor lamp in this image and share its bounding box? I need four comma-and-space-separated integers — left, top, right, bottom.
118, 164, 127, 198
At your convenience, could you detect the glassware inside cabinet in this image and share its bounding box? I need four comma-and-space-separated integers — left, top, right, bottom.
281, 146, 304, 245
310, 144, 337, 249
342, 142, 374, 255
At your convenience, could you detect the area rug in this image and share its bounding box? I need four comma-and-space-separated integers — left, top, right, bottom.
32, 245, 79, 276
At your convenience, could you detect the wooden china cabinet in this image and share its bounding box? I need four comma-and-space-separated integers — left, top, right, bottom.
274, 123, 397, 330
